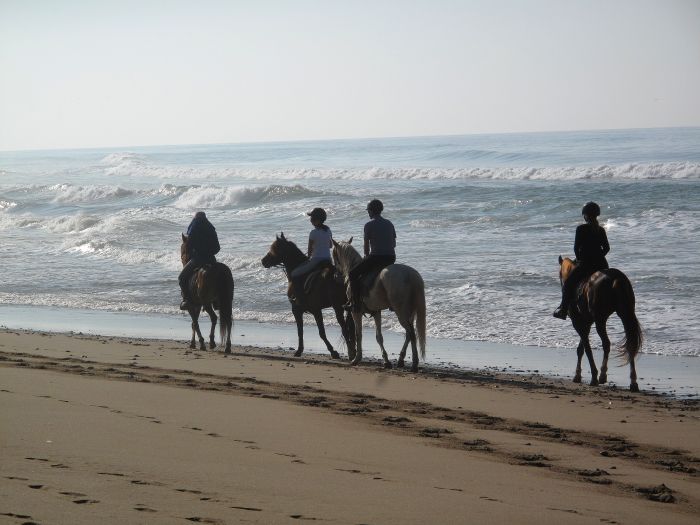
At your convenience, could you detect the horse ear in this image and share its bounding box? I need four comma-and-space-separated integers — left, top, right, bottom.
348, 236, 353, 244
332, 239, 340, 248
280, 232, 285, 239
276, 234, 280, 240
182, 233, 187, 243
558, 255, 563, 264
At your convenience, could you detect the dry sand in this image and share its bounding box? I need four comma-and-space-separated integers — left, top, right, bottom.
1, 328, 698, 524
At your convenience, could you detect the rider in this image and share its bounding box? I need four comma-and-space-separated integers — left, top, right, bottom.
553, 201, 610, 319
290, 208, 333, 302
179, 211, 220, 310
346, 199, 396, 312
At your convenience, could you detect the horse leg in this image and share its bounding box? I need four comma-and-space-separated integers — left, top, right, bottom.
351, 311, 363, 366
581, 323, 598, 386
573, 340, 584, 383
313, 310, 338, 359
190, 308, 206, 351
204, 305, 218, 350
398, 315, 418, 372
629, 357, 639, 392
595, 317, 611, 384
397, 333, 410, 368
329, 306, 346, 360
293, 304, 304, 357
371, 311, 391, 369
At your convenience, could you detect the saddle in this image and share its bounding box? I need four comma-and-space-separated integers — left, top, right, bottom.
358, 270, 381, 297
302, 260, 335, 295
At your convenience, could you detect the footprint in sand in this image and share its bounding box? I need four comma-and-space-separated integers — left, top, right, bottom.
134, 505, 157, 512
185, 518, 222, 524
230, 506, 262, 512
28, 484, 44, 489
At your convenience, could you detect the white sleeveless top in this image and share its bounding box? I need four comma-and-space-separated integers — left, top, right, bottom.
309, 227, 332, 260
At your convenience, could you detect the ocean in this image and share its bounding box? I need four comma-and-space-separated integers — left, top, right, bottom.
1, 127, 699, 364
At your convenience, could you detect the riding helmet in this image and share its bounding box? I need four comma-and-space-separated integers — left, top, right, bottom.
307, 207, 327, 223
366, 199, 384, 214
582, 201, 601, 217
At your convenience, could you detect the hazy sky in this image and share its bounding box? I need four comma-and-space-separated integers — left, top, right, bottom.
1, 0, 699, 151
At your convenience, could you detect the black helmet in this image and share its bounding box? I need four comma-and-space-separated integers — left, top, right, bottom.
366, 199, 384, 214
582, 201, 601, 217
307, 207, 327, 223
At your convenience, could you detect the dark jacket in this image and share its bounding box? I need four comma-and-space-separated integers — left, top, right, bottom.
186, 216, 220, 261
574, 222, 609, 267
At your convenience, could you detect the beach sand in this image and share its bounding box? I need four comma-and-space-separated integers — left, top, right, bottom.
1, 328, 698, 524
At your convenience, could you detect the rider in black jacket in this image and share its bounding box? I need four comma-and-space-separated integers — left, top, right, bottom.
179, 211, 220, 310
553, 202, 610, 319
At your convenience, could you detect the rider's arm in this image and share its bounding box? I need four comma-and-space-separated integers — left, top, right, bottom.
574, 225, 584, 259
307, 237, 314, 258
601, 228, 610, 256
363, 222, 370, 256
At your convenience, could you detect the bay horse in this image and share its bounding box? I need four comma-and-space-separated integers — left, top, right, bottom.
261, 232, 351, 359
558, 256, 642, 391
332, 239, 426, 371
181, 234, 234, 353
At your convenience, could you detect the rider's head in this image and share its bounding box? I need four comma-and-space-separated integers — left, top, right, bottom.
307, 207, 327, 225
366, 199, 384, 217
194, 211, 206, 220
581, 202, 601, 221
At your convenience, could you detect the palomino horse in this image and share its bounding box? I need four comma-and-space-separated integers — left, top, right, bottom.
181, 234, 234, 353
558, 256, 642, 391
261, 233, 351, 359
332, 239, 426, 371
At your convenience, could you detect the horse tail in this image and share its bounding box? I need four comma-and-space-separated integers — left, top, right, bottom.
414, 274, 427, 361
217, 263, 234, 347
610, 269, 642, 363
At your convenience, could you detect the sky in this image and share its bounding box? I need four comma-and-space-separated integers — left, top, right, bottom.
1, 0, 699, 151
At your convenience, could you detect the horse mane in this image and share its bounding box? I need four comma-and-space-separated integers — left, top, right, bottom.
334, 241, 363, 273
278, 237, 307, 265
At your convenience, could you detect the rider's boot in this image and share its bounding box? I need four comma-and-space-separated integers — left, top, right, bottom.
179, 288, 192, 311
552, 302, 568, 319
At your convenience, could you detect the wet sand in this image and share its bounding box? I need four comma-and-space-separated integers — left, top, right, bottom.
1, 328, 698, 524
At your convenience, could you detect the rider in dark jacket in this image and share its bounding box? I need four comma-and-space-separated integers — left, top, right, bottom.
553, 202, 610, 319
346, 199, 396, 312
179, 211, 220, 310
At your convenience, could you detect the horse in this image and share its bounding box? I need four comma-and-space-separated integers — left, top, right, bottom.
180, 234, 234, 353
332, 238, 426, 372
261, 232, 351, 359
558, 256, 642, 392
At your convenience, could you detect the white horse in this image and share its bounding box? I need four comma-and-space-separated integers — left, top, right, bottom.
332, 239, 426, 371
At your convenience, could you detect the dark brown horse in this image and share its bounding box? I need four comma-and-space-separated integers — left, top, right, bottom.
558, 256, 642, 391
181, 234, 234, 353
261, 233, 350, 359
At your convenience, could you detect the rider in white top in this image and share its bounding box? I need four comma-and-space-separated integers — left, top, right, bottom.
290, 208, 333, 300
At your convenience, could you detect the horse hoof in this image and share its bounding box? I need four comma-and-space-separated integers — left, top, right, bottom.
572, 376, 582, 384
330, 351, 341, 359
209, 343, 216, 350
630, 383, 640, 393
350, 358, 361, 366
589, 379, 599, 386
598, 374, 607, 384
224, 347, 231, 355
294, 349, 303, 358
411, 365, 418, 373
383, 362, 392, 370
397, 360, 405, 368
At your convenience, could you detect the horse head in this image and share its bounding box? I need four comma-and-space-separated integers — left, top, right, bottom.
332, 237, 359, 276
181, 233, 190, 267
261, 232, 305, 269
558, 255, 576, 286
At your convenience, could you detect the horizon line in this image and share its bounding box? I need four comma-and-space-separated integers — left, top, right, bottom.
1, 125, 698, 155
